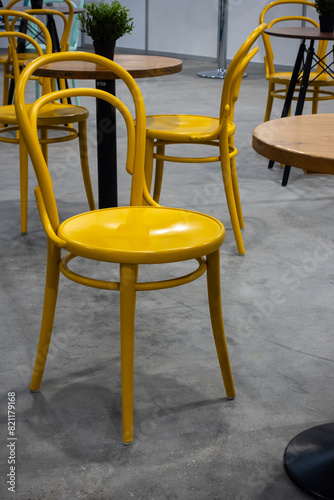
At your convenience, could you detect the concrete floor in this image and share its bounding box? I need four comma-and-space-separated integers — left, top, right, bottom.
0, 54, 334, 500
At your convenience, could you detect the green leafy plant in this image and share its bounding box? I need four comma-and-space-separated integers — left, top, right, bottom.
78, 1, 134, 43
315, 0, 334, 16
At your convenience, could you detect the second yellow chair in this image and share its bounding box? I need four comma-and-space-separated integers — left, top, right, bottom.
144, 24, 267, 255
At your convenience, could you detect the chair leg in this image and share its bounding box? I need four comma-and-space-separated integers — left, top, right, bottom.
19, 135, 28, 234
1, 63, 10, 127
144, 137, 155, 198
229, 136, 244, 229
30, 240, 61, 391
35, 79, 40, 102
264, 81, 275, 122
119, 263, 137, 445
2, 62, 10, 107
72, 79, 80, 106
153, 144, 165, 204
78, 120, 95, 210
206, 250, 235, 399
39, 128, 48, 164
312, 87, 319, 114
219, 135, 245, 255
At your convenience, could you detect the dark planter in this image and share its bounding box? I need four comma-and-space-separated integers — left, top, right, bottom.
319, 15, 334, 33
93, 41, 116, 60
31, 0, 43, 8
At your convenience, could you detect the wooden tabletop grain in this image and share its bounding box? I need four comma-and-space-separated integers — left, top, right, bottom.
252, 114, 334, 174
33, 54, 183, 80
264, 27, 334, 41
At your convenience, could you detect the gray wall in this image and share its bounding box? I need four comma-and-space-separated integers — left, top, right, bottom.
1, 0, 320, 68
117, 0, 318, 68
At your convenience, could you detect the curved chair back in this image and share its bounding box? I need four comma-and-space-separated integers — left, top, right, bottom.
41, 0, 83, 50
229, 46, 260, 123
259, 1, 327, 78
0, 10, 52, 81
218, 23, 267, 133
15, 51, 147, 234
23, 0, 82, 51
7, 0, 74, 52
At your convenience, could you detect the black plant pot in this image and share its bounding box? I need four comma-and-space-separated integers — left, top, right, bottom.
319, 15, 334, 33
93, 41, 116, 60
31, 0, 43, 8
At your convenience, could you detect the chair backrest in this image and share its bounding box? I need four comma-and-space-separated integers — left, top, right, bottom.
7, 0, 74, 52
259, 1, 327, 77
14, 51, 148, 235
217, 23, 267, 129
0, 10, 52, 81
26, 0, 83, 50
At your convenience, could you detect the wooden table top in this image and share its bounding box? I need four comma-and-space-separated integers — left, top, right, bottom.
252, 114, 334, 174
265, 27, 334, 41
0, 5, 84, 14
33, 53, 183, 79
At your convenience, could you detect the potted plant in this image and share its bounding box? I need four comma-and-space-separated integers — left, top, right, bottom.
314, 0, 334, 32
77, 0, 134, 59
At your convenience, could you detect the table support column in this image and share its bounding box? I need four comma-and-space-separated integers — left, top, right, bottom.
281, 40, 315, 186
268, 40, 306, 171
96, 79, 118, 208
197, 0, 228, 79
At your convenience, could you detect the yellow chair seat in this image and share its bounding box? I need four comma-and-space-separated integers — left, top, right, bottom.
146, 114, 235, 141
0, 102, 89, 126
0, 52, 38, 64
58, 206, 225, 264
269, 71, 334, 85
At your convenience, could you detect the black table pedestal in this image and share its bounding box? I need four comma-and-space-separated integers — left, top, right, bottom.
96, 79, 117, 208
284, 422, 334, 499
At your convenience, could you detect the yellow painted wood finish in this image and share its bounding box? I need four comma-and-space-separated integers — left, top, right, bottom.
15, 51, 235, 444
144, 24, 267, 256
0, 10, 93, 233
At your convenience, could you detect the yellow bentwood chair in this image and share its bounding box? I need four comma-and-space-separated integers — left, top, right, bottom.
1, 0, 74, 106
144, 24, 267, 256
15, 51, 235, 445
0, 11, 93, 234
260, 0, 334, 122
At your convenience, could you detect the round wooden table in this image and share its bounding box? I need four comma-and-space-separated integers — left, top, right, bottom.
33, 54, 183, 80
253, 113, 334, 500
265, 26, 334, 41
34, 54, 183, 208
252, 113, 334, 175
264, 27, 334, 185
2, 5, 85, 14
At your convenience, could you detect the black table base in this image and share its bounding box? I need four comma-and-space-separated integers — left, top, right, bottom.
96, 79, 117, 208
284, 422, 334, 499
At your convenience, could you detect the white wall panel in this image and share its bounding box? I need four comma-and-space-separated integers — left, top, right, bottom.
0, 0, 322, 66
143, 0, 320, 67
148, 0, 217, 58
116, 0, 146, 50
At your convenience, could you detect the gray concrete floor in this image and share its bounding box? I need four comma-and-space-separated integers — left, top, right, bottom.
1, 55, 334, 500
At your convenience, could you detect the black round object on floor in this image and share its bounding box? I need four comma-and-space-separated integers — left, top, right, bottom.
284, 423, 334, 499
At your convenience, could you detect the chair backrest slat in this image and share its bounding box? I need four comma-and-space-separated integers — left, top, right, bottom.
7, 0, 74, 52
218, 24, 267, 128
14, 52, 147, 231
259, 1, 327, 77
0, 10, 52, 82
